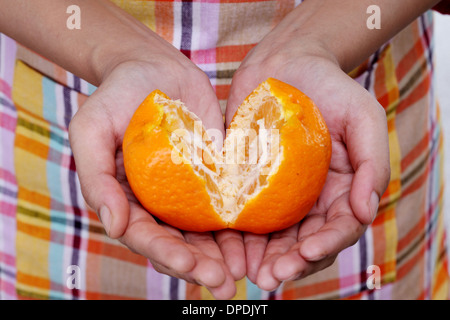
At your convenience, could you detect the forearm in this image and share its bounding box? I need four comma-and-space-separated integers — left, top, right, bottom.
284, 0, 441, 72
0, 0, 164, 85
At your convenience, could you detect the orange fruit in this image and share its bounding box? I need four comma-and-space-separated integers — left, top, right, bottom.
123, 78, 331, 234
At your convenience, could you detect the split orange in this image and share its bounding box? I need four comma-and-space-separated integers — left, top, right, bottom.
123, 78, 331, 234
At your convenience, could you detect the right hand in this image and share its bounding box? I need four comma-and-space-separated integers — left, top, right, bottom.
69, 42, 245, 299
225, 25, 390, 290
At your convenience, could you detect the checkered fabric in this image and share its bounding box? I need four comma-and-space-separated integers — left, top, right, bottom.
0, 1, 448, 299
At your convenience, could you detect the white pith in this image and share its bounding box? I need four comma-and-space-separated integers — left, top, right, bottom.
154, 82, 286, 224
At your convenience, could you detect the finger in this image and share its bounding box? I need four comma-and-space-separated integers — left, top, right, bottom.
69, 105, 129, 239
272, 242, 337, 282
206, 272, 237, 300
297, 212, 327, 241
254, 224, 299, 291
274, 252, 337, 282
183, 231, 238, 299
150, 257, 236, 300
215, 230, 246, 281
225, 69, 262, 128
271, 204, 333, 281
120, 202, 196, 275
186, 84, 225, 134
183, 232, 228, 287
149, 246, 237, 300
270, 241, 305, 282
345, 90, 390, 224
299, 193, 367, 262
180, 70, 226, 148
243, 233, 269, 283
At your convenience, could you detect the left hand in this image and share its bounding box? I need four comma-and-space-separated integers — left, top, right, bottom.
69, 54, 243, 299
225, 21, 391, 291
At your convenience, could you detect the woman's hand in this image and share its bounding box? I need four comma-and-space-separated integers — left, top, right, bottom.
225, 13, 391, 290
68, 38, 245, 300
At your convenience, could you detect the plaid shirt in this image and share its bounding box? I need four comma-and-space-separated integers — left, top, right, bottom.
0, 1, 448, 299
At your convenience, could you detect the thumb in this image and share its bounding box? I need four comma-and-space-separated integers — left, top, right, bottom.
347, 92, 391, 225
225, 71, 261, 128
69, 106, 129, 238
179, 72, 227, 150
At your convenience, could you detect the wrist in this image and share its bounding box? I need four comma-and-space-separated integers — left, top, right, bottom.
90, 35, 154, 85
282, 0, 440, 73
91, 29, 192, 86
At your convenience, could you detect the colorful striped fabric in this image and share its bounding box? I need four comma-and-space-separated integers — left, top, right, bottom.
0, 1, 448, 299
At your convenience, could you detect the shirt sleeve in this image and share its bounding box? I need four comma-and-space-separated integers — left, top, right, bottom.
433, 1, 450, 14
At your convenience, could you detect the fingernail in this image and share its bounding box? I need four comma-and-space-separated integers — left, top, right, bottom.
99, 206, 112, 236
369, 192, 379, 223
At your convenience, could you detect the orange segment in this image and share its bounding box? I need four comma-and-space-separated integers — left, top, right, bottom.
123, 78, 331, 234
